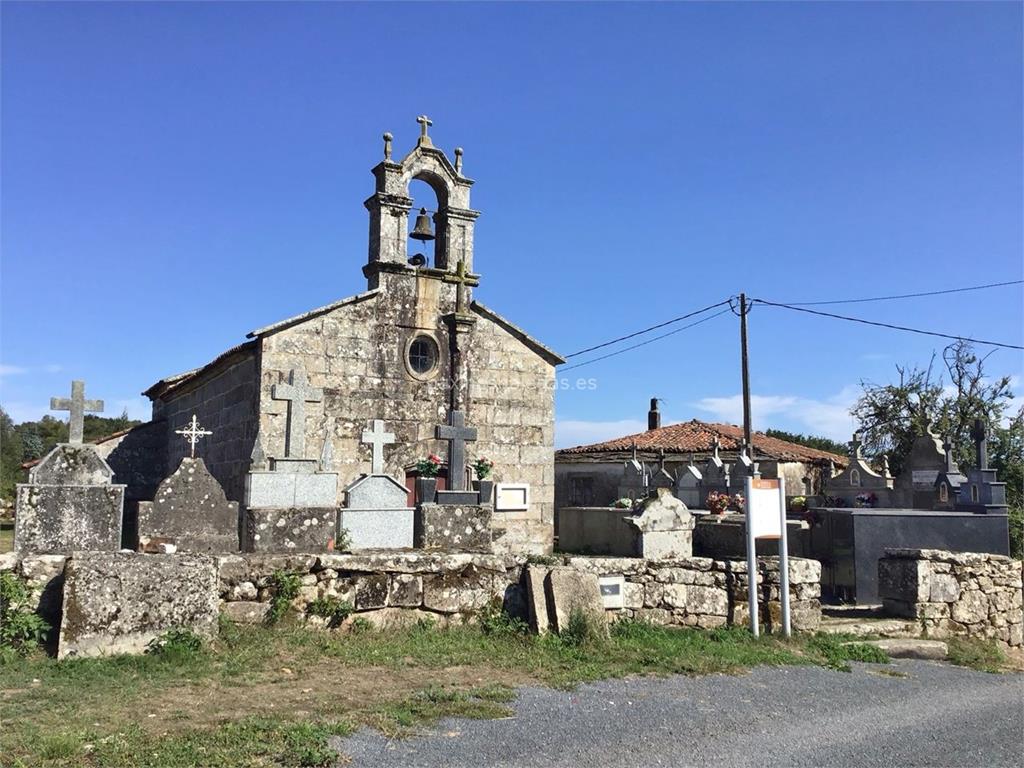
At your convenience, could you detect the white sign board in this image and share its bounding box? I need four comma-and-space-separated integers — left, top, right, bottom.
747, 478, 783, 539
598, 575, 625, 610
495, 483, 530, 511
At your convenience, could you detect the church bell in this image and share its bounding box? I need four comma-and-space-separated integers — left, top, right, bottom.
410, 208, 435, 242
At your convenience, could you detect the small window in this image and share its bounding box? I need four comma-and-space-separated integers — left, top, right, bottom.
570, 476, 594, 507
850, 469, 861, 487
939, 484, 948, 503
408, 336, 438, 376
971, 484, 979, 503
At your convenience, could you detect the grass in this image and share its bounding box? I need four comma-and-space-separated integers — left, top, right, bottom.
0, 523, 13, 553
946, 637, 1009, 673
1, 617, 890, 767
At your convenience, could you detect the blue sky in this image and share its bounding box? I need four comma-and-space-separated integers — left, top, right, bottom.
2, 2, 1021, 447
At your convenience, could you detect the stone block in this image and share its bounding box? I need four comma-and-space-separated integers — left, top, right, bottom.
422, 564, 494, 613
622, 581, 644, 610
243, 508, 337, 553
246, 471, 338, 509
417, 504, 492, 552
929, 573, 961, 604
389, 574, 423, 607
221, 600, 270, 624
951, 591, 988, 625
545, 568, 606, 635
59, 552, 219, 659
355, 573, 389, 610
137, 458, 239, 553
525, 565, 552, 634
345, 474, 409, 510
15, 484, 125, 554
637, 530, 694, 561
878, 557, 930, 604
687, 585, 729, 617
338, 508, 414, 550
29, 444, 114, 486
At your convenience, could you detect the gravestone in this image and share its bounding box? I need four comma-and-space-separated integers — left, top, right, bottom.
700, 438, 730, 506
729, 449, 757, 495
617, 443, 649, 502
823, 431, 895, 507
435, 409, 478, 504
244, 368, 338, 552
933, 437, 967, 511
58, 551, 219, 659
15, 381, 125, 554
956, 419, 1008, 515
649, 449, 675, 489
137, 455, 240, 553
675, 453, 703, 508
545, 568, 607, 636
339, 419, 415, 549
626, 487, 695, 560
894, 425, 947, 509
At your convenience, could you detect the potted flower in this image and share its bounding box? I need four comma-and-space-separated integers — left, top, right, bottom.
473, 457, 495, 504
789, 495, 807, 513
611, 497, 634, 509
855, 492, 877, 509
415, 454, 442, 504
706, 490, 731, 515
730, 493, 745, 513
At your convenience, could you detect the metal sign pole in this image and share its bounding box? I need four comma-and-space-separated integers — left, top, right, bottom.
744, 475, 758, 637
778, 476, 791, 637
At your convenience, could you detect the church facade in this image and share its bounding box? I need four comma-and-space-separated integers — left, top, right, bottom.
136, 119, 563, 554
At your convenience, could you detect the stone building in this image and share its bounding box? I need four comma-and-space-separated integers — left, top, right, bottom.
117, 118, 562, 554
555, 401, 845, 511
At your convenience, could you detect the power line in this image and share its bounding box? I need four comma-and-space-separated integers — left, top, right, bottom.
563, 299, 731, 359
781, 279, 1023, 307
753, 298, 1024, 350
560, 308, 732, 371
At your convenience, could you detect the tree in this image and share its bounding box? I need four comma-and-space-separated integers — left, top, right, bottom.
763, 429, 847, 457
851, 341, 1014, 476
0, 407, 24, 501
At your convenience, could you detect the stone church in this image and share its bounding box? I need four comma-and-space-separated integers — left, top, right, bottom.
113, 118, 562, 554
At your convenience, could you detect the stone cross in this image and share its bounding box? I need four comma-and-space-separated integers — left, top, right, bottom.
175, 414, 212, 458
942, 436, 957, 472
970, 418, 988, 470
272, 369, 323, 459
416, 114, 432, 138
436, 409, 477, 491
50, 380, 103, 445
443, 259, 477, 314
361, 419, 396, 475
850, 431, 863, 458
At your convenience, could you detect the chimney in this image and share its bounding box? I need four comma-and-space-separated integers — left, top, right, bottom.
648, 398, 661, 431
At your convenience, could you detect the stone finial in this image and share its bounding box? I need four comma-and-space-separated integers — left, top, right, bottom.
416, 115, 433, 147
175, 415, 212, 458
383, 132, 393, 161
250, 432, 269, 471
454, 147, 463, 174
50, 380, 103, 445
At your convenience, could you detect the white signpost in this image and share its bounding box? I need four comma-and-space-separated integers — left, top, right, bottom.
744, 475, 791, 637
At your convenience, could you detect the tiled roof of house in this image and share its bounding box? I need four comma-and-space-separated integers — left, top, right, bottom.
557, 419, 846, 465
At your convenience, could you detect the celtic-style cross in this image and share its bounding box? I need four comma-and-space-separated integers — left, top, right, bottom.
50, 380, 103, 445
176, 414, 212, 458
443, 259, 479, 314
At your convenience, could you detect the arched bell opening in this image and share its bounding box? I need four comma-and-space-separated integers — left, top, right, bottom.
407, 175, 450, 269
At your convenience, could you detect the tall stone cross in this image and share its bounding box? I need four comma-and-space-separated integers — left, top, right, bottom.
970, 418, 988, 470
175, 414, 213, 458
272, 369, 323, 459
50, 380, 103, 445
436, 409, 477, 491
361, 419, 396, 475
850, 431, 864, 458
443, 259, 478, 315
941, 436, 958, 472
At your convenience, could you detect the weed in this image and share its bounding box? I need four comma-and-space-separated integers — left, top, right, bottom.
560, 608, 607, 647
147, 628, 204, 658
478, 598, 528, 637
947, 638, 1007, 673
266, 571, 303, 625
807, 634, 889, 671
525, 554, 561, 566
350, 616, 372, 634
0, 571, 49, 662
306, 597, 353, 628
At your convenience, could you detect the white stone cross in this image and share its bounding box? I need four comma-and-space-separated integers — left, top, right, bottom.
50, 380, 103, 445
417, 114, 432, 138
361, 419, 396, 475
272, 369, 323, 458
175, 414, 212, 458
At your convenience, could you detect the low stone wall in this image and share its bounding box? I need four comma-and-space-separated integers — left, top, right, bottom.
879, 548, 1023, 647
1, 550, 823, 647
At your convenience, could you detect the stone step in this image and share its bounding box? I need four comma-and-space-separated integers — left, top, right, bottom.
844, 638, 948, 661
817, 616, 920, 638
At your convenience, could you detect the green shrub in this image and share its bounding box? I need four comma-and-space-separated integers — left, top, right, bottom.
350, 616, 373, 634
947, 638, 1007, 673
0, 571, 49, 662
147, 628, 204, 658
1008, 504, 1022, 560
266, 571, 303, 625
560, 608, 607, 647
478, 598, 528, 637
307, 596, 353, 628
335, 526, 352, 554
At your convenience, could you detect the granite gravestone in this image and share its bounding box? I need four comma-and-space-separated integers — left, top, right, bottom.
617, 443, 649, 502
933, 437, 968, 511
700, 438, 730, 506
956, 420, 1008, 515
14, 381, 126, 554
823, 431, 895, 507
894, 426, 947, 509
674, 453, 703, 508
243, 368, 338, 552
339, 419, 415, 549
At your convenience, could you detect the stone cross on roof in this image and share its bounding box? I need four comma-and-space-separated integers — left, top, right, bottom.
443, 259, 479, 314
50, 380, 103, 445
850, 431, 864, 459
175, 414, 212, 458
970, 418, 989, 470
361, 419, 396, 475
436, 409, 477, 491
272, 369, 323, 459
416, 115, 433, 146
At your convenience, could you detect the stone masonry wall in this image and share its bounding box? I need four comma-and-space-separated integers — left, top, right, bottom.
1, 551, 820, 639
257, 282, 557, 555
159, 354, 260, 504
879, 548, 1023, 647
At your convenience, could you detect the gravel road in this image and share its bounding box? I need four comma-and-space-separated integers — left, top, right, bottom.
336, 660, 1023, 767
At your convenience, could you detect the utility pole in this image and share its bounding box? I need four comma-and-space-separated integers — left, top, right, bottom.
739, 293, 752, 455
